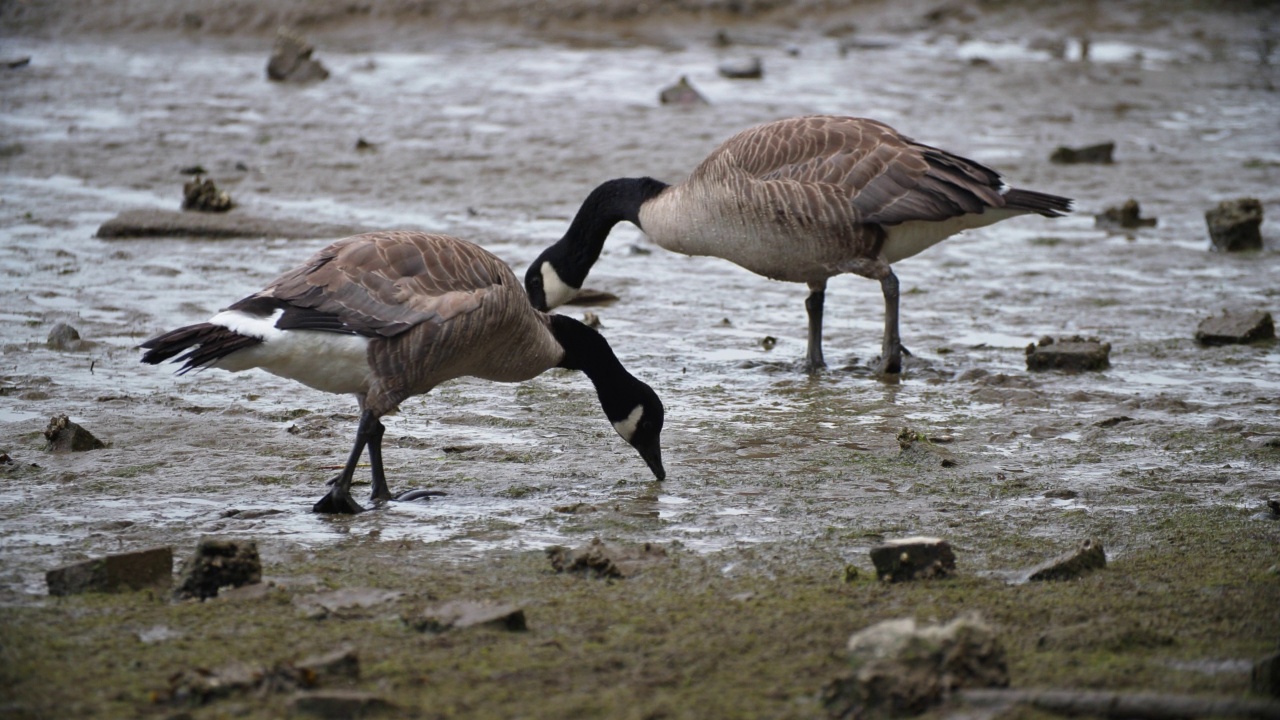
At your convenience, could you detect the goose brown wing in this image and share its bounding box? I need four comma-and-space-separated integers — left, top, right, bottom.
239, 231, 512, 339
705, 115, 1010, 227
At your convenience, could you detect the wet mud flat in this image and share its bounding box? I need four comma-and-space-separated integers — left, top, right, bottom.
2, 1, 1280, 717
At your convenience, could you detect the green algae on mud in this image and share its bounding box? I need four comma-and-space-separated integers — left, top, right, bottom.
2, 505, 1276, 719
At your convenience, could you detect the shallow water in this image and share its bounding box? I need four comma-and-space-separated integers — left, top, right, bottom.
1, 16, 1278, 597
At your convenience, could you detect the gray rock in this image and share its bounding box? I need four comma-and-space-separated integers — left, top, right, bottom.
46, 322, 83, 351
1253, 651, 1280, 698
547, 538, 668, 579
174, 538, 262, 600
1027, 538, 1106, 582
43, 414, 105, 452
869, 536, 956, 582
823, 615, 1008, 718
1026, 336, 1111, 372
1095, 199, 1157, 229
659, 75, 709, 106
294, 647, 360, 687
1206, 198, 1264, 252
411, 600, 527, 633
267, 29, 329, 83
46, 546, 173, 596
1195, 309, 1275, 346
1050, 142, 1115, 164
96, 209, 365, 240
290, 690, 396, 718
718, 57, 763, 79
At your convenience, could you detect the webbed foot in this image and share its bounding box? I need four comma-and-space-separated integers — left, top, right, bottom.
313, 487, 366, 514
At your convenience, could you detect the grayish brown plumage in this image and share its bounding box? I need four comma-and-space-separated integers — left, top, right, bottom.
142, 231, 666, 514
525, 115, 1073, 375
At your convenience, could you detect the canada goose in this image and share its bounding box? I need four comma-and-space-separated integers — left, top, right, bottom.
525, 115, 1073, 375
141, 231, 666, 514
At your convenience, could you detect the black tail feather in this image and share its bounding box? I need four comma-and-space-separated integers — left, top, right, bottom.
1003, 188, 1073, 217
140, 323, 261, 374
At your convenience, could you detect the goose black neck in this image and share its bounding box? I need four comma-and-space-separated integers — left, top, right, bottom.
549, 314, 640, 421
553, 177, 669, 285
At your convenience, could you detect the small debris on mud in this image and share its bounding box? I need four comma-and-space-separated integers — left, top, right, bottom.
1026, 538, 1106, 582
46, 546, 172, 596
760, 335, 777, 350
553, 502, 598, 514
1205, 198, 1264, 252
1044, 488, 1078, 500
290, 690, 397, 718
718, 56, 763, 79
294, 647, 360, 686
1050, 142, 1115, 164
869, 537, 956, 582
547, 538, 668, 579
181, 176, 233, 213
1093, 415, 1134, 428
1026, 335, 1111, 372
896, 428, 960, 467
44, 414, 106, 452
1096, 199, 1157, 229
409, 600, 527, 633
4, 56, 31, 69
46, 322, 83, 351
822, 615, 1008, 719
162, 648, 361, 707
659, 75, 709, 105
565, 287, 620, 306
178, 164, 206, 175
581, 311, 601, 328
354, 137, 375, 151
267, 29, 329, 83
1195, 309, 1275, 346
293, 587, 405, 618
173, 538, 262, 600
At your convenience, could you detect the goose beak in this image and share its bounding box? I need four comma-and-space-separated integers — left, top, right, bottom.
634, 439, 666, 481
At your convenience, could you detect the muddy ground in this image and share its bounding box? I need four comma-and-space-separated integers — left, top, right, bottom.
1, 1, 1279, 718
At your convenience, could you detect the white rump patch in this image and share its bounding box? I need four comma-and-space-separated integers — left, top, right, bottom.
882, 209, 1021, 264
612, 404, 644, 443
541, 262, 579, 309
208, 309, 371, 395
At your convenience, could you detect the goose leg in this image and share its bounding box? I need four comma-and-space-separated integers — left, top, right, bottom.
365, 416, 392, 502
804, 281, 827, 374
313, 411, 378, 514
878, 271, 905, 375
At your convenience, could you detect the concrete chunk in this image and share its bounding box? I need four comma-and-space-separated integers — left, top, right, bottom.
411, 600, 527, 633
1206, 198, 1263, 252
1195, 310, 1275, 346
174, 538, 262, 600
870, 536, 956, 582
43, 414, 105, 452
46, 546, 173, 596
1027, 538, 1106, 582
1026, 336, 1111, 372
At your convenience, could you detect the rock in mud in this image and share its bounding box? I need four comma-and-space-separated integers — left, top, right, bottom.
1253, 651, 1280, 698
870, 537, 956, 582
718, 57, 763, 79
822, 615, 1008, 719
896, 428, 960, 468
1026, 336, 1111, 372
290, 690, 397, 718
46, 322, 83, 351
43, 414, 106, 452
166, 662, 265, 705
1095, 199, 1157, 229
294, 587, 405, 618
1026, 538, 1106, 582
294, 647, 360, 687
410, 600, 527, 633
1205, 198, 1263, 252
96, 209, 365, 240
181, 176, 233, 213
174, 538, 262, 600
267, 29, 329, 83
1050, 142, 1115, 164
547, 538, 668, 579
46, 546, 173, 596
1195, 309, 1275, 346
659, 75, 709, 106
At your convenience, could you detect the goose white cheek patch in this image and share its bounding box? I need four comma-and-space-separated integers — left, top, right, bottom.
541, 263, 579, 309
612, 405, 644, 443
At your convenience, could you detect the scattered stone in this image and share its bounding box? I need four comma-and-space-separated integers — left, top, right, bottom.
760, 335, 777, 350
1026, 335, 1111, 372
1255, 651, 1280, 698
173, 538, 262, 600
822, 615, 1008, 719
290, 690, 396, 718
267, 29, 329, 83
869, 537, 956, 582
1050, 142, 1115, 164
581, 311, 602, 329
1044, 488, 1078, 500
5, 56, 31, 69
1095, 199, 1157, 229
46, 546, 173, 596
1206, 198, 1263, 252
354, 137, 375, 152
1093, 416, 1133, 428
1026, 538, 1106, 582
294, 587, 405, 617
1195, 309, 1275, 346
565, 287, 620, 306
46, 321, 88, 351
896, 428, 960, 468
410, 600, 527, 633
659, 75, 709, 106
294, 647, 360, 687
547, 538, 668, 579
166, 662, 265, 705
96, 209, 365, 240
44, 414, 106, 452
718, 57, 763, 79
181, 176, 233, 213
